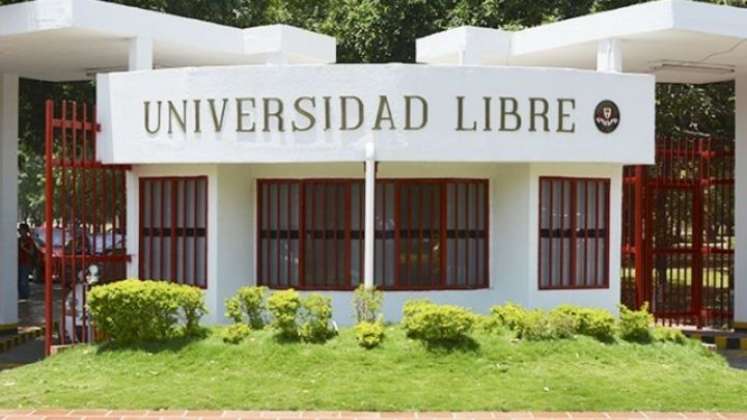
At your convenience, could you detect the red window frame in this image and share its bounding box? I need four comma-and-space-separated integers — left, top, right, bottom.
139, 176, 208, 288
538, 176, 610, 290
257, 178, 489, 291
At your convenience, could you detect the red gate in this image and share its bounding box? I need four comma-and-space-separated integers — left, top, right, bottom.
43, 100, 130, 354
622, 134, 734, 328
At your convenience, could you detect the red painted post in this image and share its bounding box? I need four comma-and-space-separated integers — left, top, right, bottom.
633, 165, 647, 309
692, 139, 705, 327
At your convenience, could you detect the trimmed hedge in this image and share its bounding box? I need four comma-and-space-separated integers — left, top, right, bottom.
355, 321, 385, 349
489, 302, 672, 344
225, 286, 268, 329
402, 300, 476, 343
87, 279, 207, 343
221, 323, 252, 344
266, 289, 336, 342
618, 303, 655, 343
551, 305, 616, 342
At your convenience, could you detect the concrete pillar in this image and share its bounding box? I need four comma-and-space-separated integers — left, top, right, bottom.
597, 39, 623, 73
128, 36, 153, 72
735, 72, 747, 330
125, 37, 154, 279
0, 74, 19, 330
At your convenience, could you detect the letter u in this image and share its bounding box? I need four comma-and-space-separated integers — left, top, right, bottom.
144, 100, 162, 134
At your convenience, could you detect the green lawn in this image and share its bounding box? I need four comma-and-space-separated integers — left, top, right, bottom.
0, 327, 746, 411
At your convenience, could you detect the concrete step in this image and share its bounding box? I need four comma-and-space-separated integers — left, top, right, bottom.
0, 326, 44, 354
683, 329, 747, 350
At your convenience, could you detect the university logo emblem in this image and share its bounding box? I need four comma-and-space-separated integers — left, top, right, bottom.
594, 100, 620, 133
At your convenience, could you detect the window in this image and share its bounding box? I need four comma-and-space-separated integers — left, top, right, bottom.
539, 177, 610, 289
139, 177, 208, 288
258, 179, 488, 290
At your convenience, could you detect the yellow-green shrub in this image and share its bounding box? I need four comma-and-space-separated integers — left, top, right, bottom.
267, 289, 302, 338
552, 305, 616, 342
654, 326, 688, 344
87, 279, 207, 343
355, 321, 385, 349
402, 299, 476, 343
222, 323, 251, 344
618, 303, 655, 343
516, 309, 575, 341
353, 285, 383, 323
489, 302, 528, 331
298, 293, 335, 342
225, 286, 268, 329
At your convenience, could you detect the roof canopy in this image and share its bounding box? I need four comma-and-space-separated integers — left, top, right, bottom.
0, 0, 745, 84
417, 0, 747, 84
0, 0, 336, 81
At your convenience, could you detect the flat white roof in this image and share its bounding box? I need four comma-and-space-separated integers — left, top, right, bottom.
1, 0, 745, 84
418, 0, 747, 84
0, 0, 336, 81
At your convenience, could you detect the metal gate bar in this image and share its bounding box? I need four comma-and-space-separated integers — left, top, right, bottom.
621, 134, 734, 328
44, 99, 130, 354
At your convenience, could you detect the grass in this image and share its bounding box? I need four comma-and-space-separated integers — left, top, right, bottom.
0, 327, 746, 411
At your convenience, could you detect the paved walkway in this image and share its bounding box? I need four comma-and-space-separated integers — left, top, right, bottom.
0, 411, 746, 420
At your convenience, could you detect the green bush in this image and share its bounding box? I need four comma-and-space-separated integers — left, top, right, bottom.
298, 293, 336, 342
179, 284, 209, 337
618, 303, 655, 343
401, 299, 476, 343
353, 285, 383, 323
516, 309, 575, 341
355, 321, 385, 349
222, 323, 251, 344
87, 279, 207, 343
489, 302, 528, 331
225, 286, 268, 329
654, 326, 688, 344
552, 305, 616, 342
267, 289, 302, 338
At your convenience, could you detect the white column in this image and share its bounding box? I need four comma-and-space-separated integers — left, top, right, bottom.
735, 72, 747, 329
125, 37, 154, 279
0, 74, 19, 328
364, 142, 376, 289
129, 36, 154, 72
596, 39, 623, 73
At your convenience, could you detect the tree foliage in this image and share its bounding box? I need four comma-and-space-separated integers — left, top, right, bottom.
3, 0, 740, 222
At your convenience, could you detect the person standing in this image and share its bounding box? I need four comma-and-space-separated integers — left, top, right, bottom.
17, 223, 36, 301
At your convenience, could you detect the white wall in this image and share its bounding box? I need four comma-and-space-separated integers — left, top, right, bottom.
242, 162, 532, 324
213, 165, 254, 323
0, 74, 18, 328
98, 65, 655, 165
127, 161, 623, 325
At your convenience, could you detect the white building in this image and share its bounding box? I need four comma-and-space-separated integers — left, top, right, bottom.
0, 0, 745, 329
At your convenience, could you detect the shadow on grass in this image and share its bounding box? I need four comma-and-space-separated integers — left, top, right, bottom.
420, 336, 481, 354
95, 328, 210, 354
271, 331, 338, 345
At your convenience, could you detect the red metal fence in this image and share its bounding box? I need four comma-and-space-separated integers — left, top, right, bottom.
622, 134, 734, 328
44, 100, 130, 354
